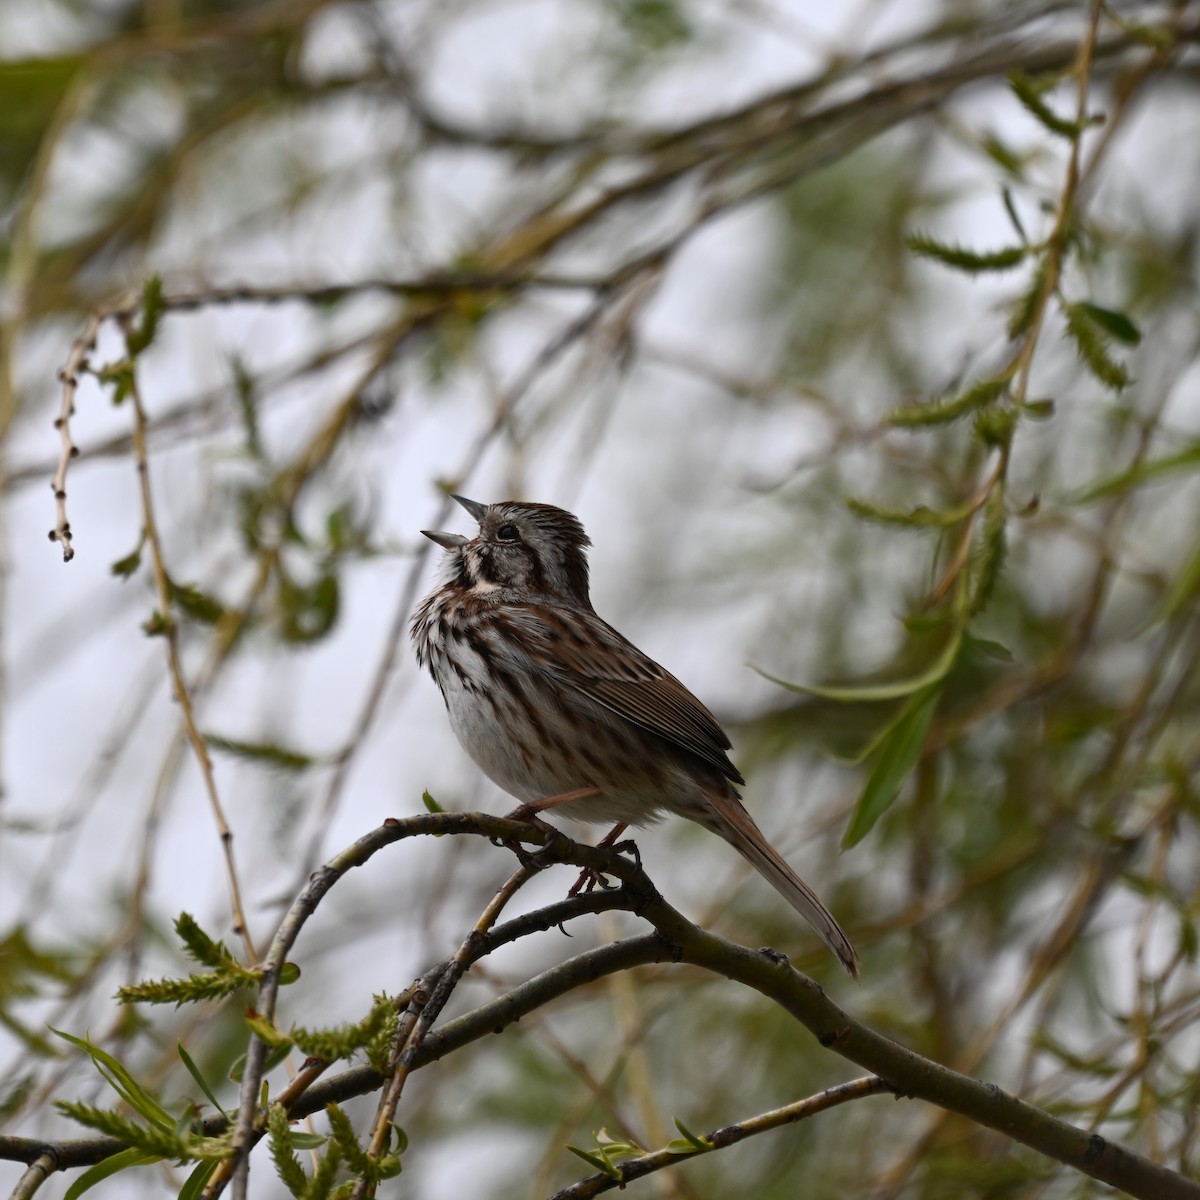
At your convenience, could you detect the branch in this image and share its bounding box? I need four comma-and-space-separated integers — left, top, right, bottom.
22, 815, 1199, 1200
548, 1076, 896, 1199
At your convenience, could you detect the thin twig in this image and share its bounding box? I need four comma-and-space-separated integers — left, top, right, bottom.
123, 328, 259, 965
48, 309, 108, 562
548, 1076, 896, 1199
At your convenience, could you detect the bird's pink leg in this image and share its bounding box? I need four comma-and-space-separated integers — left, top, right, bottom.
568, 822, 629, 896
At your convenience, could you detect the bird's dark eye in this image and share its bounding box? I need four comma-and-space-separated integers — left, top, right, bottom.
497, 524, 520, 541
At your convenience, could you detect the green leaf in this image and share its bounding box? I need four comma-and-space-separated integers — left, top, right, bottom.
205, 734, 314, 773
1076, 302, 1141, 345
97, 360, 134, 407
177, 1042, 229, 1117
63, 1148, 162, 1200
51, 1029, 174, 1129
1067, 443, 1200, 505
753, 627, 962, 703
842, 685, 941, 848
169, 581, 227, 626
670, 1116, 712, 1151
1001, 186, 1028, 239
110, 536, 145, 580
421, 790, 446, 814
1154, 536, 1200, 625
906, 234, 1028, 272
177, 1160, 221, 1200
278, 570, 340, 643
566, 1145, 623, 1179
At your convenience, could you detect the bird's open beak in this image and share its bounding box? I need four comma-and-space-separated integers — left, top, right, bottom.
452, 494, 489, 523
422, 529, 469, 549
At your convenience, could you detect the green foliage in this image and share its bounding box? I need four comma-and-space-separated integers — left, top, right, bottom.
168, 580, 227, 626
63, 1148, 164, 1200
968, 487, 1007, 615
1007, 259, 1049, 339
117, 913, 261, 1005
205, 734, 315, 772
888, 377, 1010, 427
843, 684, 942, 848
125, 276, 164, 357
51, 1029, 233, 1190
567, 1130, 643, 1179
54, 1101, 187, 1159
278, 568, 340, 643
1008, 71, 1091, 140
906, 235, 1030, 272
0, 927, 77, 1056
268, 1103, 312, 1197
1064, 300, 1132, 390
109, 545, 144, 579
291, 994, 397, 1064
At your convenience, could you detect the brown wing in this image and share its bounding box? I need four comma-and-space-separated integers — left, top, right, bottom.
506, 604, 745, 785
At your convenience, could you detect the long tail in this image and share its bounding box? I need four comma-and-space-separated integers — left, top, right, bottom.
704, 789, 859, 979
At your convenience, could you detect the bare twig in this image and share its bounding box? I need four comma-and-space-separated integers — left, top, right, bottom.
48, 309, 108, 562
123, 333, 258, 965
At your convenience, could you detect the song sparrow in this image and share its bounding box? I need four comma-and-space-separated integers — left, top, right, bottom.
411, 496, 859, 978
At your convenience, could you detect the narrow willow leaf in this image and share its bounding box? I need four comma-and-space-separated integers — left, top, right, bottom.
1155, 537, 1200, 625
753, 626, 962, 703
1001, 186, 1027, 239
567, 1145, 623, 1179
843, 686, 941, 848
51, 1030, 174, 1129
1067, 443, 1200, 504
672, 1117, 713, 1150
906, 234, 1028, 272
177, 1042, 229, 1117
63, 1149, 162, 1200
204, 735, 314, 772
177, 1161, 221, 1200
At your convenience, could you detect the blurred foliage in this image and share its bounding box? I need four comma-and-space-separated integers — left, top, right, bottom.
2, 1, 1200, 1198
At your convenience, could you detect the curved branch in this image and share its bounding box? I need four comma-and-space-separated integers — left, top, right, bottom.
20, 815, 1199, 1200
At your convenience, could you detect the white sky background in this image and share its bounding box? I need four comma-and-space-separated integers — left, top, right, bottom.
2, 1, 1198, 1196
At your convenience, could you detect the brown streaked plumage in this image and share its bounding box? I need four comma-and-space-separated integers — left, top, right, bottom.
411, 496, 859, 978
